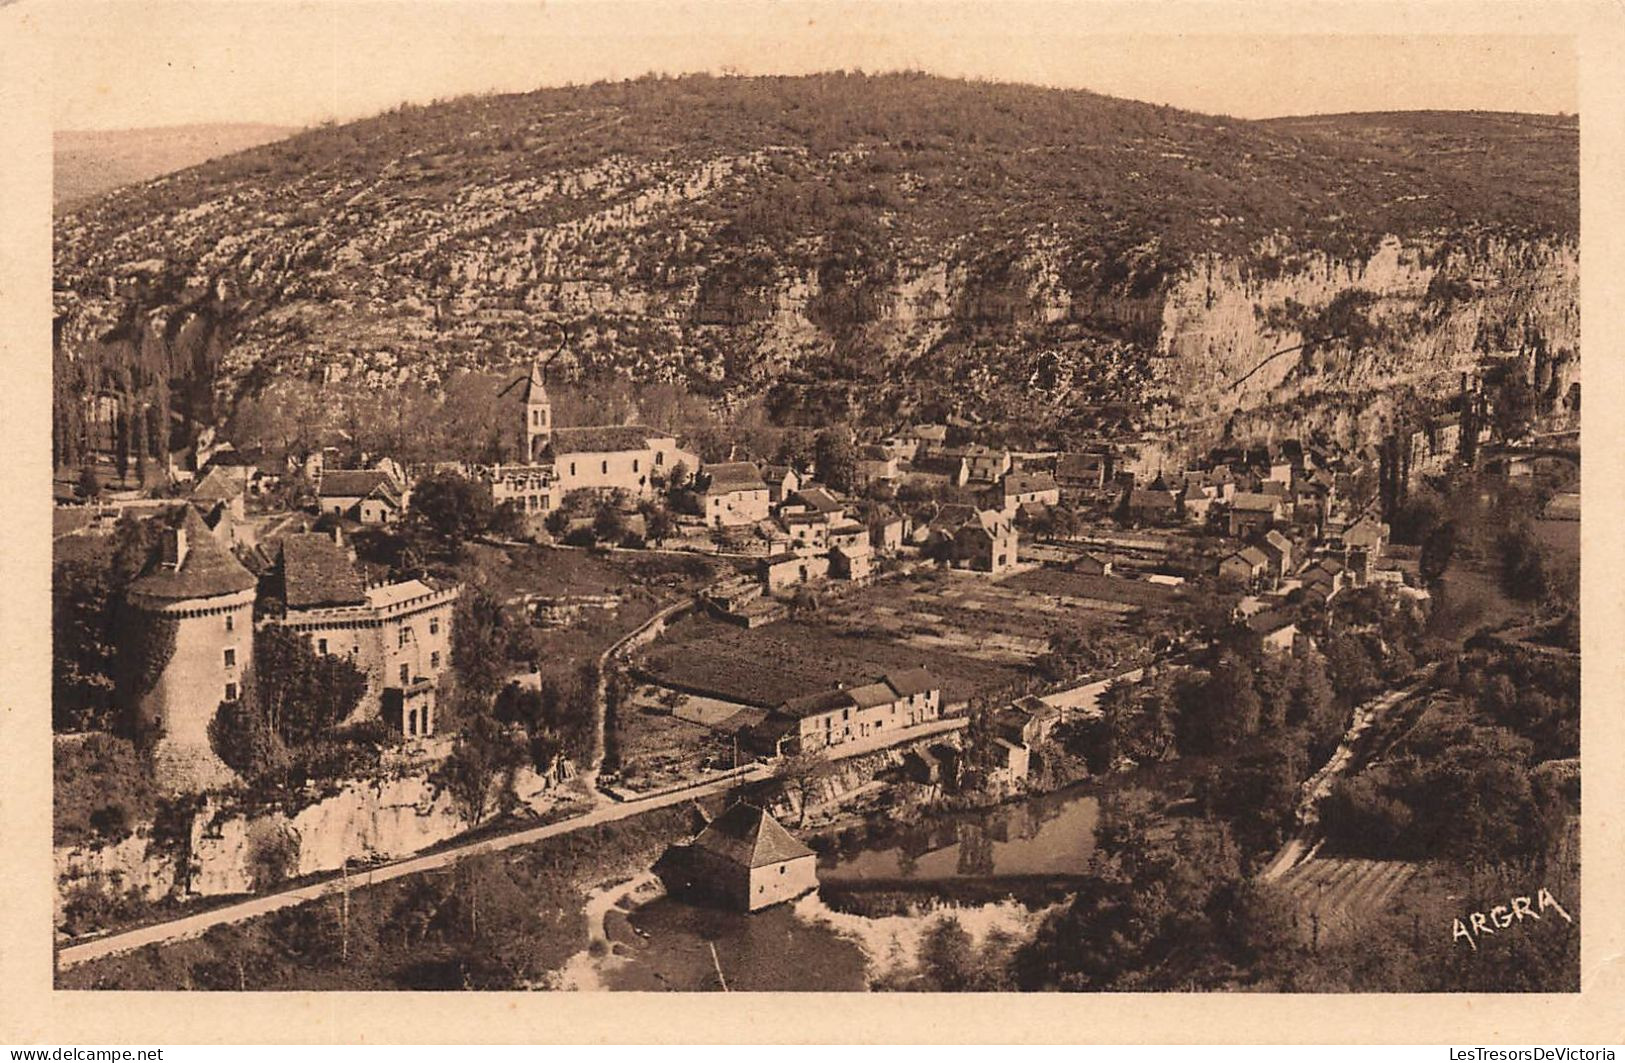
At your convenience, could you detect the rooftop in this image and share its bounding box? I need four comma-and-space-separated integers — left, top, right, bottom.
690, 803, 814, 869
702, 461, 768, 493
127, 506, 257, 602
551, 424, 666, 455
280, 532, 366, 609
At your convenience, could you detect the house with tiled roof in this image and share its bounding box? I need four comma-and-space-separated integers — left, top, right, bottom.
1056, 450, 1112, 491
1228, 492, 1284, 537
748, 667, 945, 756
699, 461, 771, 528
318, 468, 405, 524
1218, 545, 1271, 586
657, 802, 818, 911
190, 465, 247, 521
991, 471, 1060, 518
925, 505, 1019, 574
761, 464, 801, 504
854, 444, 900, 488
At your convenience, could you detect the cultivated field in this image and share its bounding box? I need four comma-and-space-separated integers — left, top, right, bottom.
633, 568, 1152, 706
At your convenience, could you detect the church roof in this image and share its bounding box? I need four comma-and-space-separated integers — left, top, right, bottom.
690, 802, 814, 869
551, 424, 663, 454
127, 506, 257, 602
280, 532, 366, 609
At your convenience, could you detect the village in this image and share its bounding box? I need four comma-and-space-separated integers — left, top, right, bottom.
50, 338, 1580, 989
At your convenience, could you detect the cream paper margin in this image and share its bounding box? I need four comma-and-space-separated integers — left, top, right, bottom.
1, 0, 1621, 1044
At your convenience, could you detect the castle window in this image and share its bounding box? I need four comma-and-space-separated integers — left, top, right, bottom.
633, 459, 639, 473
225, 682, 238, 702
400, 664, 410, 685
225, 613, 235, 633
570, 462, 576, 476
655, 451, 664, 466
429, 618, 439, 636
601, 460, 608, 475
431, 651, 441, 670
223, 648, 236, 668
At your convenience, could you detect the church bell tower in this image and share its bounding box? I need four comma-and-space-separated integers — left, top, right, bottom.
523, 357, 551, 462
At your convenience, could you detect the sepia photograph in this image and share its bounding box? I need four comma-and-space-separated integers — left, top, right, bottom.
22, 0, 1600, 1015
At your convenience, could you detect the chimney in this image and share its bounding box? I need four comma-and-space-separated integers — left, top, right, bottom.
163, 525, 189, 571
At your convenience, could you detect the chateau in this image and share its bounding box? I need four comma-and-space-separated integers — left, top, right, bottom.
484, 358, 700, 524
121, 513, 460, 791
263, 530, 459, 738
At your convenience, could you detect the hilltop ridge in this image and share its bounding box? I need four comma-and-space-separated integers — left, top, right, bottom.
52, 72, 1578, 465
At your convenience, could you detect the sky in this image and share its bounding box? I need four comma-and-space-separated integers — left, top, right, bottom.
43, 1, 1579, 131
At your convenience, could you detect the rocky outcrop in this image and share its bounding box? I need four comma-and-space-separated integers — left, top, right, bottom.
54, 763, 570, 921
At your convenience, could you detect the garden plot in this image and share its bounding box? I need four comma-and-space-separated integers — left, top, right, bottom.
634, 571, 1127, 708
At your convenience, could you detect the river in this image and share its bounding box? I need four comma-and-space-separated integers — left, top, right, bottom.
598, 787, 1101, 990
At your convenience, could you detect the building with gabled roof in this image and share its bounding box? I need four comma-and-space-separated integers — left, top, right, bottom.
659, 802, 818, 912
747, 667, 944, 756
318, 468, 405, 524
700, 461, 771, 527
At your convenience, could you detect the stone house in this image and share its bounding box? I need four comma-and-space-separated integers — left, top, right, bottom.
992, 471, 1060, 518
1228, 492, 1283, 537
854, 444, 900, 488
660, 803, 818, 912
925, 505, 1019, 574
700, 461, 772, 528
318, 468, 406, 524
759, 551, 830, 592
754, 668, 943, 755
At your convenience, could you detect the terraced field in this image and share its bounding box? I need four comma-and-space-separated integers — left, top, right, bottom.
1273, 856, 1421, 946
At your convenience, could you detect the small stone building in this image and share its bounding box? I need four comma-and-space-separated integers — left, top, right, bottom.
660, 803, 819, 912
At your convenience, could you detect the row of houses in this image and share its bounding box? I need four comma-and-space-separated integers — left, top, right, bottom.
743, 667, 944, 757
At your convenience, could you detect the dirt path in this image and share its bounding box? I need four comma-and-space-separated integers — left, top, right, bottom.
1260, 665, 1437, 883
556, 871, 663, 991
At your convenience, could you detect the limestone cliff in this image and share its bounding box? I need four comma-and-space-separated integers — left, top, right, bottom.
52, 76, 1577, 459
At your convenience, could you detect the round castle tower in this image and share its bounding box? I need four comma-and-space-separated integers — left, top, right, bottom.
123, 505, 257, 792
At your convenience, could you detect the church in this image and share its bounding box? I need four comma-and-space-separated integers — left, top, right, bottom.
484, 358, 701, 522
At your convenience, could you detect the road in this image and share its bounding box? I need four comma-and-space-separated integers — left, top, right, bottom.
56, 758, 772, 972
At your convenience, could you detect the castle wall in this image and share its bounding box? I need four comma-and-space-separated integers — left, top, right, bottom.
275, 588, 457, 722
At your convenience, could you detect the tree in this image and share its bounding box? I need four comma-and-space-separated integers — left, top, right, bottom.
1175, 653, 1261, 754
813, 428, 858, 493
450, 584, 510, 705
252, 625, 368, 745
210, 697, 285, 781
409, 470, 495, 557
773, 748, 833, 826
590, 500, 627, 544
1497, 523, 1549, 602
78, 464, 102, 501
643, 505, 678, 547
917, 916, 979, 990
436, 714, 525, 826
1420, 520, 1457, 584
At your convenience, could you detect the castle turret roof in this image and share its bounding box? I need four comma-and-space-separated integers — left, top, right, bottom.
127, 506, 256, 602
